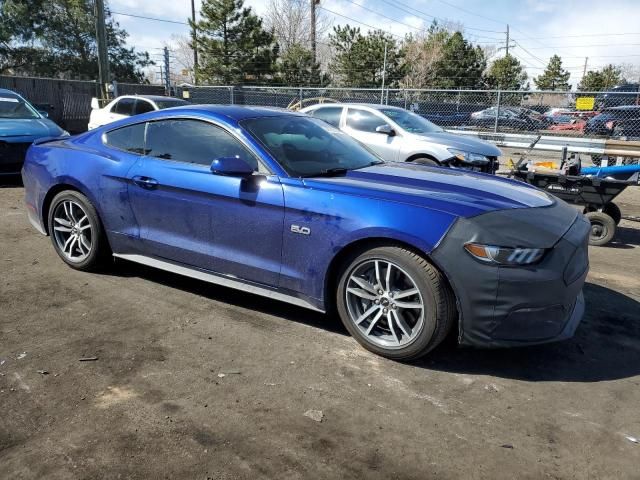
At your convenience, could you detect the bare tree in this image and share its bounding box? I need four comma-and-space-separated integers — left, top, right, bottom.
264, 0, 331, 53
168, 35, 195, 84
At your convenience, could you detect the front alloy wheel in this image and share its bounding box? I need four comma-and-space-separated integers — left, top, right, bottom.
345, 259, 425, 348
337, 246, 456, 361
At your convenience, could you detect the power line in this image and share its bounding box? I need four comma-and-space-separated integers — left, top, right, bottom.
317, 5, 403, 38
111, 11, 189, 26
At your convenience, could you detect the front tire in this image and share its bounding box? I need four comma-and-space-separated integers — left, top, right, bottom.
48, 191, 110, 271
336, 246, 456, 361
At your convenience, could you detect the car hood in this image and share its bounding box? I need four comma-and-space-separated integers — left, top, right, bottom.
303, 162, 554, 218
0, 118, 64, 138
407, 131, 502, 156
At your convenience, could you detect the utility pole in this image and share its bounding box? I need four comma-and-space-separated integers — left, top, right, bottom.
380, 43, 387, 105
191, 0, 198, 85
583, 57, 589, 78
505, 24, 510, 56
94, 0, 110, 101
163, 46, 171, 94
311, 0, 318, 63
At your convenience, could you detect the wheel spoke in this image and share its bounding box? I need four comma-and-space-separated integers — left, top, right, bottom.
385, 262, 392, 292
393, 310, 412, 338
77, 215, 89, 226
347, 287, 377, 301
54, 217, 72, 228
393, 288, 418, 300
79, 235, 91, 253
66, 236, 77, 255
365, 309, 384, 335
349, 276, 377, 294
53, 225, 72, 233
394, 300, 423, 309
62, 235, 74, 252
387, 312, 401, 344
374, 260, 382, 287
355, 304, 379, 325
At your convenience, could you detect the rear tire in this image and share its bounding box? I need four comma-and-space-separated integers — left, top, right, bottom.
602, 202, 622, 226
336, 246, 456, 361
585, 211, 616, 246
47, 190, 111, 271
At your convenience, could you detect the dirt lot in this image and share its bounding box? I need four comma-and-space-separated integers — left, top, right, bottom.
1, 181, 639, 480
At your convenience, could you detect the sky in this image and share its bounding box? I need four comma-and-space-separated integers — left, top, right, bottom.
109, 0, 640, 87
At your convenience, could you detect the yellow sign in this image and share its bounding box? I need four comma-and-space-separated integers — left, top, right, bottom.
576, 96, 595, 110
182, 90, 190, 99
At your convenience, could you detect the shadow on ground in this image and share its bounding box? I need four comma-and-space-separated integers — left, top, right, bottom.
0, 176, 23, 188
108, 258, 640, 383
422, 282, 640, 382
608, 224, 640, 248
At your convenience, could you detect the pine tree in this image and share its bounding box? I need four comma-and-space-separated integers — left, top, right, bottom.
429, 32, 486, 88
192, 0, 278, 84
485, 54, 528, 90
328, 26, 403, 88
578, 64, 624, 91
534, 55, 571, 91
0, 0, 151, 81
278, 44, 326, 86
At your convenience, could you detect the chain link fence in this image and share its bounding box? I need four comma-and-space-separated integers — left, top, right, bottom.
3, 75, 640, 142
175, 85, 640, 141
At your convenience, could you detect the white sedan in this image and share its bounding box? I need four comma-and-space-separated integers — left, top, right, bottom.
88, 95, 189, 130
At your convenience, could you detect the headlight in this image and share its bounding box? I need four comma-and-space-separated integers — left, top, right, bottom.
464, 243, 546, 266
447, 148, 489, 165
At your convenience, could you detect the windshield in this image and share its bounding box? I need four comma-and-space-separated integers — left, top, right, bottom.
379, 108, 442, 133
241, 116, 383, 177
155, 99, 189, 109
0, 93, 40, 119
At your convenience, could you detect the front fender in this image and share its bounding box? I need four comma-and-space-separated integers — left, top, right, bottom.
279, 180, 458, 305
402, 142, 452, 162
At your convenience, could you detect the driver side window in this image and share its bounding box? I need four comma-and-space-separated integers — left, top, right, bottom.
346, 109, 387, 133
145, 119, 261, 171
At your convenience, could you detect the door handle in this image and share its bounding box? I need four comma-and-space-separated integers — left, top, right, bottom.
133, 175, 159, 190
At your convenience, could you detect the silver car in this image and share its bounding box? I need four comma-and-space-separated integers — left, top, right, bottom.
301, 103, 502, 173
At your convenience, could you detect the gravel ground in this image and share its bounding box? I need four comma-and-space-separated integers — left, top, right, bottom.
1, 181, 639, 479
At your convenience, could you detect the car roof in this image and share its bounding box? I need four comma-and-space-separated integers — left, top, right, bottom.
304, 103, 400, 111
0, 88, 22, 97
96, 105, 303, 131
115, 95, 187, 102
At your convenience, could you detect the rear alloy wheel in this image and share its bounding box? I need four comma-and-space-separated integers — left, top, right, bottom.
48, 191, 110, 271
585, 211, 616, 246
336, 246, 456, 361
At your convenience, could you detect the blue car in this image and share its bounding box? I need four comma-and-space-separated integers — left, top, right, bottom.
0, 88, 68, 175
21, 106, 590, 360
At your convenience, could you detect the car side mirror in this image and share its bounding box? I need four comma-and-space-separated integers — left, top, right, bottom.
375, 124, 395, 136
210, 156, 255, 176
37, 110, 49, 118
90, 97, 100, 110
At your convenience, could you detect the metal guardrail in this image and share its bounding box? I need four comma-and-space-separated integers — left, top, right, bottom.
448, 130, 640, 158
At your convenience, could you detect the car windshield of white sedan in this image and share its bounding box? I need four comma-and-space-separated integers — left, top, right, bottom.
0, 95, 39, 119
380, 109, 443, 133
242, 116, 383, 177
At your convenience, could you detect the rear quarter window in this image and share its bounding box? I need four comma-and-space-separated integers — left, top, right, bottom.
104, 123, 146, 154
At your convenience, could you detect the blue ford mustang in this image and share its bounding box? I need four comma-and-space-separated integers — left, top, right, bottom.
21, 105, 590, 360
